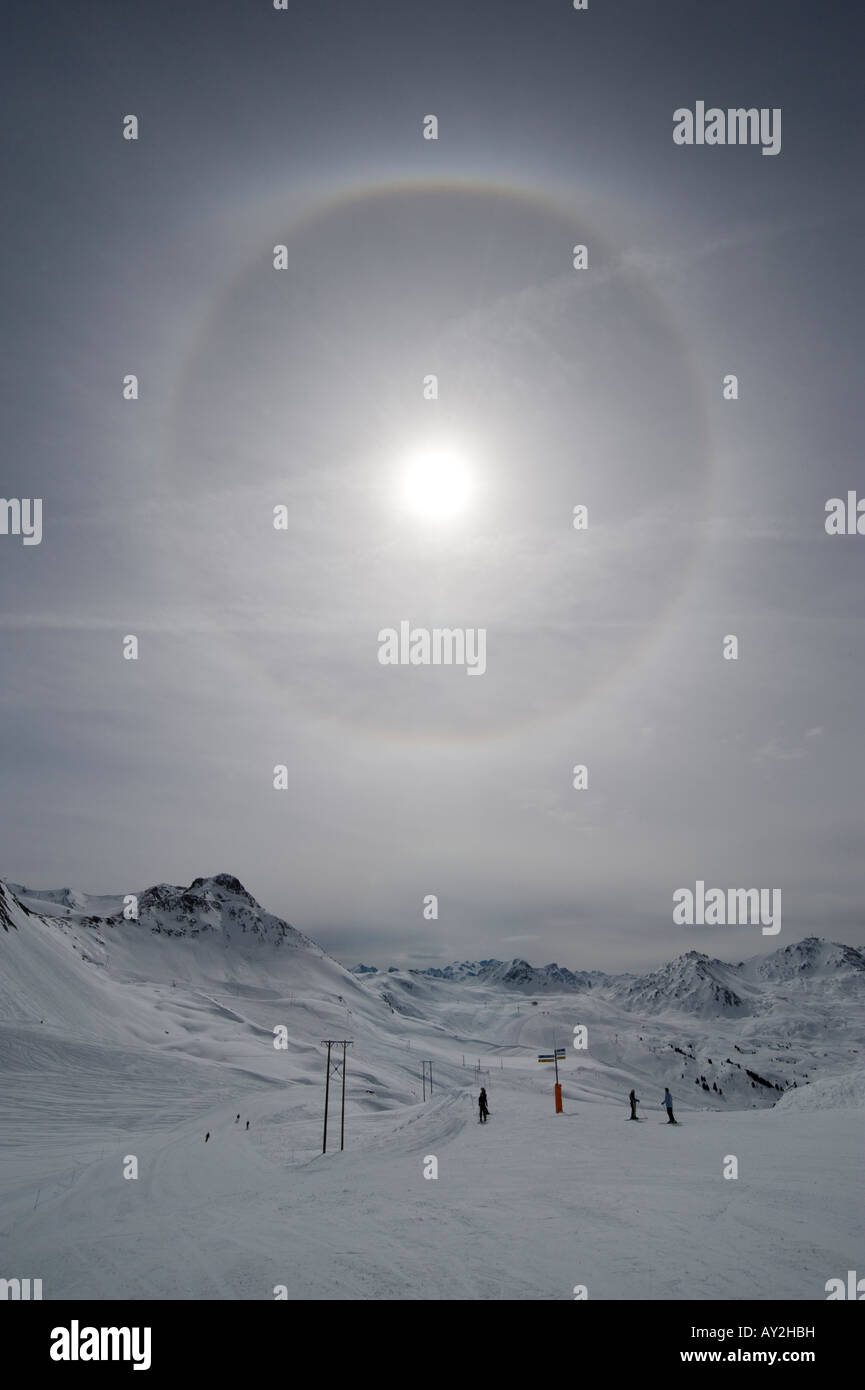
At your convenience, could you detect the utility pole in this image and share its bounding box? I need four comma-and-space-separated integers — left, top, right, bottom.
340, 1040, 348, 1150
321, 1039, 353, 1154
322, 1041, 332, 1154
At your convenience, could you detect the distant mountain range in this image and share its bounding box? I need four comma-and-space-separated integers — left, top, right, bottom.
4, 875, 864, 1029
351, 958, 607, 990
351, 937, 865, 1019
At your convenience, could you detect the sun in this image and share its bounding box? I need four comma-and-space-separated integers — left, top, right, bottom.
399, 448, 473, 521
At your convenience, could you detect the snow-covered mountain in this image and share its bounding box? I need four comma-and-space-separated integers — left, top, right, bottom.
9, 872, 319, 949
399, 958, 608, 989
741, 936, 865, 986
608, 949, 756, 1017
474, 958, 606, 992
0, 874, 369, 1045
410, 959, 497, 981
609, 939, 865, 1020
398, 941, 865, 1021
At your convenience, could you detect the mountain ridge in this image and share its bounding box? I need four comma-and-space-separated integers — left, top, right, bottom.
5, 876, 865, 1028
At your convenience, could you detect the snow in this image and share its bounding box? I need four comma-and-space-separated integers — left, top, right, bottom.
773, 1069, 865, 1112
1, 877, 862, 1300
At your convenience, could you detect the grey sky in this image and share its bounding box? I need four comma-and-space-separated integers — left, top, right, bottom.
1, 1, 863, 972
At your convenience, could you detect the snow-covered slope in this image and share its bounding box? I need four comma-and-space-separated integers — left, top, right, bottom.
1, 875, 863, 1300
773, 1067, 865, 1112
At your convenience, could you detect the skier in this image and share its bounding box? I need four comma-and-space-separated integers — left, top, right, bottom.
628, 1088, 640, 1120
245, 1120, 250, 1130
205, 1132, 210, 1142
235, 1114, 240, 1123
663, 1087, 677, 1124
478, 1087, 489, 1123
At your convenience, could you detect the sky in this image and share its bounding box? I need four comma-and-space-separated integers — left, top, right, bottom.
1, 0, 863, 973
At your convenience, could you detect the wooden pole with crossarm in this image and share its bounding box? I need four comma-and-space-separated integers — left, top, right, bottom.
321, 1040, 353, 1153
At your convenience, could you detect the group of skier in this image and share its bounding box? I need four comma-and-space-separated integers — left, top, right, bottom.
209, 1089, 676, 1138
204, 1115, 251, 1141
476, 1085, 677, 1124
628, 1087, 677, 1123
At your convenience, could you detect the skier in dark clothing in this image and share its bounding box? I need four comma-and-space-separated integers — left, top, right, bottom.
628, 1088, 640, 1120
478, 1088, 489, 1123
663, 1088, 677, 1124
235, 1114, 240, 1123
205, 1132, 210, 1142
245, 1120, 249, 1130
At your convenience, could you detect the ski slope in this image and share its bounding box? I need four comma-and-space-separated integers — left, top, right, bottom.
1, 878, 862, 1300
